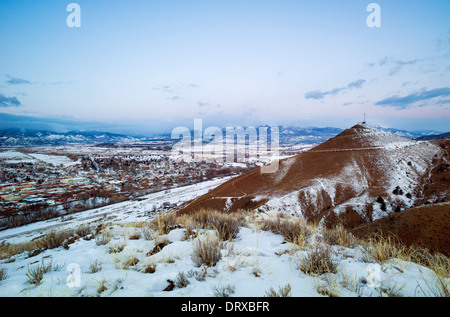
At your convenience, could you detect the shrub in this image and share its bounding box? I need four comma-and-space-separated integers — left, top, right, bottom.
95, 233, 111, 246
208, 212, 243, 241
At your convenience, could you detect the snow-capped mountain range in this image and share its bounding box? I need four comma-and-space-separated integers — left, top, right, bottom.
0, 125, 444, 147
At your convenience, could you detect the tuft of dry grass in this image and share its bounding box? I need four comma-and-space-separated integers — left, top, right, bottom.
1, 226, 94, 260
26, 260, 54, 285
265, 284, 292, 297
0, 267, 8, 281
149, 212, 179, 235
363, 232, 409, 264
191, 233, 222, 267
299, 243, 337, 275
261, 216, 311, 244
322, 224, 358, 248
176, 272, 190, 288
121, 253, 140, 269
179, 209, 247, 241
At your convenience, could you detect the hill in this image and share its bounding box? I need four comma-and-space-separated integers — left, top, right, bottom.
178, 123, 447, 230
351, 202, 450, 256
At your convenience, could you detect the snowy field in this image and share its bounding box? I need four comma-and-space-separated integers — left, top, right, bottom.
0, 176, 448, 297
27, 153, 80, 167
0, 150, 79, 166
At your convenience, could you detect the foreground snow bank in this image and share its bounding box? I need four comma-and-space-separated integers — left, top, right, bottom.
0, 211, 448, 297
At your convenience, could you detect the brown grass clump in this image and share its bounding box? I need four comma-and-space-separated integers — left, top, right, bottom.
322, 224, 358, 248
261, 216, 311, 244
363, 232, 409, 264
299, 243, 337, 275
178, 209, 247, 241
191, 233, 222, 267
0, 226, 94, 260
149, 212, 179, 235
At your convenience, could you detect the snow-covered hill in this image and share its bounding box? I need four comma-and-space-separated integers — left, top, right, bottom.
179, 123, 446, 228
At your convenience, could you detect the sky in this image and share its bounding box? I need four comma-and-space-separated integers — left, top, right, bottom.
0, 0, 449, 135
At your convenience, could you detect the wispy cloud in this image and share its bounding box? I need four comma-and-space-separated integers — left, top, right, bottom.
305, 79, 366, 100
375, 87, 450, 109
5, 75, 33, 85
197, 101, 210, 107
0, 93, 22, 107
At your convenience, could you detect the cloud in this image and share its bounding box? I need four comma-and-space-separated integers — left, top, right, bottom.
0, 93, 22, 107
305, 79, 366, 100
347, 79, 366, 89
5, 75, 33, 85
375, 87, 450, 109
377, 57, 421, 76
197, 101, 210, 107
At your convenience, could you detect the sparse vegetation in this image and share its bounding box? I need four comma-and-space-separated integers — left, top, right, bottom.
0, 267, 8, 282
26, 260, 54, 285
212, 283, 235, 297
88, 260, 102, 273
322, 224, 358, 248
191, 233, 222, 267
176, 272, 190, 288
265, 284, 292, 297
1, 206, 449, 297
299, 243, 337, 275
261, 216, 311, 243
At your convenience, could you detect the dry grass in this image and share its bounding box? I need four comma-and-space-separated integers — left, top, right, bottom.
299, 243, 337, 275
261, 216, 311, 244
176, 272, 190, 288
264, 284, 292, 297
26, 260, 54, 285
212, 283, 235, 297
0, 226, 93, 259
149, 212, 179, 235
363, 232, 409, 264
191, 233, 222, 267
88, 260, 102, 273
322, 224, 358, 248
0, 267, 8, 281
179, 209, 247, 241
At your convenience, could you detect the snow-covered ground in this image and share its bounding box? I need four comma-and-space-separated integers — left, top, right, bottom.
0, 177, 448, 297
27, 153, 80, 167
0, 176, 233, 244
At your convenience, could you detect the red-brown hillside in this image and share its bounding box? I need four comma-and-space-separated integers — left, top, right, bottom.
178, 124, 447, 230
351, 202, 450, 256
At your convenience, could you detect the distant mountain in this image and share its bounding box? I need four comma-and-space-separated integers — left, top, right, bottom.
372, 125, 442, 138
0, 128, 150, 146
415, 131, 450, 141
278, 126, 344, 144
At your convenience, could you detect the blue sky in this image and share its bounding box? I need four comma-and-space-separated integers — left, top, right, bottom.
0, 0, 449, 134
